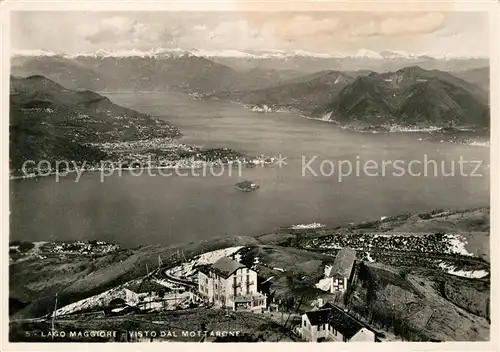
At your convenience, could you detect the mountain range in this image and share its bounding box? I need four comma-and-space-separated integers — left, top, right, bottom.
10, 75, 179, 172
322, 66, 489, 127
453, 67, 490, 94
196, 51, 488, 73
11, 50, 488, 93
231, 66, 489, 129
11, 54, 244, 94
218, 70, 356, 112
12, 48, 486, 60
10, 51, 490, 133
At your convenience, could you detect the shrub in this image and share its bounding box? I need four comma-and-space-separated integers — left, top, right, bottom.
18, 242, 35, 252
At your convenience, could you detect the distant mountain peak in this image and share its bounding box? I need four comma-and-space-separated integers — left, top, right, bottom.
65, 48, 195, 59
352, 49, 383, 59
397, 65, 427, 72
11, 48, 487, 60
25, 74, 50, 80
12, 49, 58, 57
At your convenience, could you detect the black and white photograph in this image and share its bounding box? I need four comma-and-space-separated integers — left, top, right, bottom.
4, 2, 496, 346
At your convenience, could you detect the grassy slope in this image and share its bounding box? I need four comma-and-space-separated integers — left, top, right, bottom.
231, 71, 354, 113
10, 236, 260, 318
322, 67, 489, 127
453, 67, 489, 95
11, 237, 332, 319
339, 207, 489, 261
237, 245, 334, 305
350, 262, 489, 341
385, 208, 489, 261
10, 208, 490, 341
10, 75, 180, 172
11, 55, 243, 94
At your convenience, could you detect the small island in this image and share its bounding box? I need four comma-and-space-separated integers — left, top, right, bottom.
234, 180, 260, 192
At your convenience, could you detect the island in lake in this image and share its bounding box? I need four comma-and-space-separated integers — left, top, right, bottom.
234, 180, 260, 192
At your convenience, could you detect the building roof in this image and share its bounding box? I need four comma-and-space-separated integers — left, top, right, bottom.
201, 256, 247, 279
328, 248, 356, 278
327, 305, 365, 340
305, 303, 375, 340
305, 308, 331, 326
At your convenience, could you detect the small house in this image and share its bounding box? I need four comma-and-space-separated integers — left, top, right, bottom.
300, 303, 377, 342
324, 248, 356, 293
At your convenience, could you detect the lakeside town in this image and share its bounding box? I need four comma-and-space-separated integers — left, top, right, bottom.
9, 240, 120, 262
10, 137, 279, 180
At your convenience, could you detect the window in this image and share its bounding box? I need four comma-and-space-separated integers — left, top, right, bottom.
334, 278, 345, 291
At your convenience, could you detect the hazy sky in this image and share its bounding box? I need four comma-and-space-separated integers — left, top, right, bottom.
11, 11, 489, 57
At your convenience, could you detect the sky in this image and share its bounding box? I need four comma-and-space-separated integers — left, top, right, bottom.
11, 11, 489, 57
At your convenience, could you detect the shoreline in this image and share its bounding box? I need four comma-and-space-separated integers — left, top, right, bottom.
9, 160, 275, 181
218, 97, 490, 144
301, 115, 490, 146
106, 93, 491, 147
9, 206, 489, 248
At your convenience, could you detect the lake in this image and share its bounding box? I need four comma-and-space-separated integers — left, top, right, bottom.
10, 92, 490, 247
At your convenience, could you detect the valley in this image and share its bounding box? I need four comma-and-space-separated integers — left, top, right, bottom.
8, 45, 491, 344
11, 51, 490, 137
9, 76, 266, 178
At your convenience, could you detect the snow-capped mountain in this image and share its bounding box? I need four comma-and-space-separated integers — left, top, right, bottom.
351, 49, 383, 59
11, 47, 488, 94
64, 48, 194, 59
13, 47, 480, 60
12, 48, 193, 59
191, 49, 258, 58
11, 49, 59, 57
12, 48, 340, 60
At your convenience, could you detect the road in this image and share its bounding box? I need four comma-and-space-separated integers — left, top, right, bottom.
157, 270, 197, 288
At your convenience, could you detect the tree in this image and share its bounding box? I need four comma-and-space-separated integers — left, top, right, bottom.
18, 241, 34, 252
283, 272, 318, 327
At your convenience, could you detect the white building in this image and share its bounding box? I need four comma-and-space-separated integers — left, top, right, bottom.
300, 303, 378, 342
323, 248, 356, 294
198, 256, 266, 311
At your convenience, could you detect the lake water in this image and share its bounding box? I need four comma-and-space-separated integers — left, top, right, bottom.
10, 92, 490, 247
